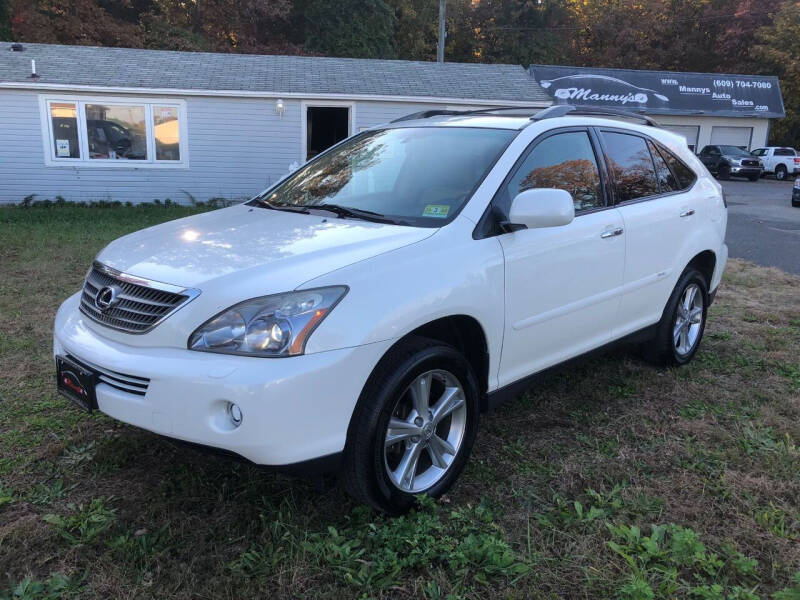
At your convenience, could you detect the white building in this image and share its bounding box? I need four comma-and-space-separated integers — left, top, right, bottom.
0, 43, 550, 205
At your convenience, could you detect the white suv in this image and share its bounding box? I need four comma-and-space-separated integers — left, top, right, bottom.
53, 106, 728, 513
750, 146, 800, 181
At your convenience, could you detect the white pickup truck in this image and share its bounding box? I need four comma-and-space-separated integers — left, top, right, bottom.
750, 147, 800, 181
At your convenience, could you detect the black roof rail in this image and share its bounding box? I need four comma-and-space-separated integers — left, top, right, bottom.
391, 105, 547, 123
532, 105, 659, 126
391, 109, 467, 123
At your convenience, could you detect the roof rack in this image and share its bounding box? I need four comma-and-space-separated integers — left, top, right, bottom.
391, 109, 467, 123
391, 106, 544, 123
532, 105, 659, 126
390, 104, 660, 127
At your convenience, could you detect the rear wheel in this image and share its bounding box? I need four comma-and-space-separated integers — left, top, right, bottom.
641, 269, 708, 366
776, 165, 788, 181
342, 337, 480, 514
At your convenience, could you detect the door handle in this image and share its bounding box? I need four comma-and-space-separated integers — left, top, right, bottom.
600, 227, 624, 239
680, 209, 695, 218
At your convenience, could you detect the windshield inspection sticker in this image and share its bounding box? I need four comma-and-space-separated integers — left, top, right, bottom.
422, 204, 450, 218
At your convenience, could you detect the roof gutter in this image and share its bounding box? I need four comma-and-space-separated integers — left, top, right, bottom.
0, 81, 550, 107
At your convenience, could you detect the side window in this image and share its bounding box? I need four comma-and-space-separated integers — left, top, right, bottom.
601, 131, 659, 202
751, 148, 764, 156
506, 131, 604, 212
775, 148, 795, 156
657, 144, 697, 191
647, 140, 678, 193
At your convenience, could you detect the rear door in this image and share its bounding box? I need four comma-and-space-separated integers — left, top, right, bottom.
598, 129, 698, 337
496, 128, 626, 386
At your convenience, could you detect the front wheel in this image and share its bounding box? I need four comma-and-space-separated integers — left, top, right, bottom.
342, 337, 480, 514
748, 173, 760, 181
717, 164, 731, 180
641, 269, 708, 366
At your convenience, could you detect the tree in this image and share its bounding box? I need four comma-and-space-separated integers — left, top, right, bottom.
0, 0, 11, 41
753, 1, 800, 145
386, 0, 439, 61
299, 0, 397, 58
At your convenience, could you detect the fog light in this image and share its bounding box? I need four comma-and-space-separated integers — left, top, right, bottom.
227, 402, 243, 427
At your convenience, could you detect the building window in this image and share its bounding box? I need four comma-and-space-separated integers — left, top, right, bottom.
41, 97, 186, 167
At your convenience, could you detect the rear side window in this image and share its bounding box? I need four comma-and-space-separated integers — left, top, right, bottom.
601, 131, 659, 202
506, 130, 604, 212
656, 144, 696, 190
775, 148, 796, 156
647, 140, 678, 193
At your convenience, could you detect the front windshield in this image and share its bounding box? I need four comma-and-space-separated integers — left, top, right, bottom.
251, 127, 517, 226
718, 145, 751, 157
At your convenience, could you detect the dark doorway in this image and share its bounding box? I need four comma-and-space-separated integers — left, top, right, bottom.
306, 106, 350, 160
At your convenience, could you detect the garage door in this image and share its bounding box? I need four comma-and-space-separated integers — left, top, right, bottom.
663, 125, 700, 152
710, 126, 753, 150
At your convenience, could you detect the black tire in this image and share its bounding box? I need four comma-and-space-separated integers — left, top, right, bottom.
717, 164, 731, 180
342, 336, 480, 514
641, 269, 709, 367
747, 173, 760, 181
792, 199, 800, 208
775, 165, 788, 181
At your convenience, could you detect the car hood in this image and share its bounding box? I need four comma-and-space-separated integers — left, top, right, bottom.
97, 204, 437, 289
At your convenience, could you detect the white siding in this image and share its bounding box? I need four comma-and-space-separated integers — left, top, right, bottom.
0, 90, 475, 205
656, 114, 768, 153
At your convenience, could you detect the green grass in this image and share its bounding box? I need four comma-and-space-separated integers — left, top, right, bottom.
2, 205, 800, 598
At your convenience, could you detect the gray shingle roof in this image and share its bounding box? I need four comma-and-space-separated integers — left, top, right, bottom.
0, 42, 549, 103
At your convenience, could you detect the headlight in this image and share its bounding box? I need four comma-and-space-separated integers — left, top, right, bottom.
188, 286, 347, 357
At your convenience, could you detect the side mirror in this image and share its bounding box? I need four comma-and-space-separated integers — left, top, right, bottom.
507, 188, 575, 230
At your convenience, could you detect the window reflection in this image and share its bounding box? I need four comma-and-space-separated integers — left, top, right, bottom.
154, 106, 180, 161
262, 127, 515, 224
601, 132, 659, 202
508, 132, 603, 212
85, 104, 147, 160
50, 102, 80, 159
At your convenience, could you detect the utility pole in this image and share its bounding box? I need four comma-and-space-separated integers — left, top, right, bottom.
437, 0, 446, 62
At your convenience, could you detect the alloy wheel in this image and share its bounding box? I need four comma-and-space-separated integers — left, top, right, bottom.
673, 283, 704, 356
383, 369, 467, 493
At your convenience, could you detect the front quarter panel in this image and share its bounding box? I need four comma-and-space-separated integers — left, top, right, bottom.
299, 216, 505, 392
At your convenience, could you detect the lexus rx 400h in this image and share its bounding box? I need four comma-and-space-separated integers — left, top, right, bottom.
54, 107, 728, 514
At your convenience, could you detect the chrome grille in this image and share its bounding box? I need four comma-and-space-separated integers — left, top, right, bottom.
67, 353, 149, 396
742, 159, 759, 167
79, 262, 199, 334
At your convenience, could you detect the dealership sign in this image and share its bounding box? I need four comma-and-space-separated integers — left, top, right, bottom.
529, 65, 785, 118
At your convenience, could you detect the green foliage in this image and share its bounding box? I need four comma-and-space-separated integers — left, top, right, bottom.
607, 523, 759, 598
42, 498, 117, 546
248, 498, 530, 591
301, 0, 397, 58
26, 480, 77, 505
0, 483, 15, 507
774, 572, 800, 600
1, 573, 83, 600
754, 1, 800, 146
535, 486, 624, 530
0, 0, 10, 41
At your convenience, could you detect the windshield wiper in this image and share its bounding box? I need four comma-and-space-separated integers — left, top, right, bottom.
313, 204, 406, 225
252, 198, 310, 214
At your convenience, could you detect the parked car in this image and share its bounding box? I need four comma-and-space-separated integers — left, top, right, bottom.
750, 146, 800, 181
793, 177, 800, 207
54, 106, 728, 514
697, 145, 763, 181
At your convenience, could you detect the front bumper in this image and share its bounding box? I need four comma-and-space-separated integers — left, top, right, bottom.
54, 293, 393, 466
730, 166, 762, 176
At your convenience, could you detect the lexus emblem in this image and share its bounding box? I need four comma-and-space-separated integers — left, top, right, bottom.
94, 285, 121, 311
